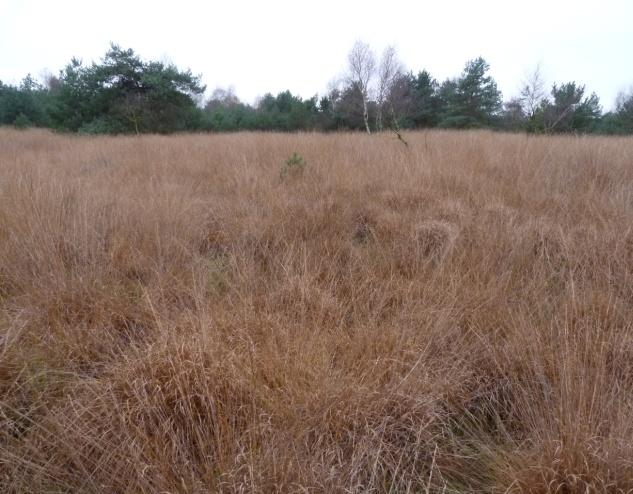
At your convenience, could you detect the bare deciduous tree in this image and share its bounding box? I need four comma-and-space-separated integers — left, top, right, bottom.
346, 40, 376, 134
615, 88, 633, 111
520, 64, 546, 119
376, 46, 404, 131
205, 86, 240, 112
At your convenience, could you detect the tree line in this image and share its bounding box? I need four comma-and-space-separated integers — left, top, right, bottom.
1, 42, 632, 135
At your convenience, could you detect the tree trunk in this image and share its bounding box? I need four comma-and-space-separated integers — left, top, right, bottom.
362, 95, 371, 134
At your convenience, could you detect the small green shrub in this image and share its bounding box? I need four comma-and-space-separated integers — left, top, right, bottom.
206, 256, 229, 295
281, 152, 306, 180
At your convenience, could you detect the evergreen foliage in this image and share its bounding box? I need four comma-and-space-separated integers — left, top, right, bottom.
0, 44, 631, 135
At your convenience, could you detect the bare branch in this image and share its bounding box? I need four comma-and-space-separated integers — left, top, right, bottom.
376, 46, 404, 131
346, 40, 376, 134
520, 63, 546, 118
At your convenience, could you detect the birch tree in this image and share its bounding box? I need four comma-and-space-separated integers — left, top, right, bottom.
520, 64, 546, 120
376, 45, 403, 131
346, 40, 375, 134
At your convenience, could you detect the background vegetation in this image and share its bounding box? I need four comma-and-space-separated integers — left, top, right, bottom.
1, 43, 632, 135
1, 128, 633, 492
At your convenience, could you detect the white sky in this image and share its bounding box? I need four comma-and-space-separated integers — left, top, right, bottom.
1, 0, 632, 109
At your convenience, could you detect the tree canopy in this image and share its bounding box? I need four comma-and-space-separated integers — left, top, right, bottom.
1, 43, 631, 135
46, 44, 205, 134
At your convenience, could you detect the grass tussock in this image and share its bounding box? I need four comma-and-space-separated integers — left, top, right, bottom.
1, 128, 633, 492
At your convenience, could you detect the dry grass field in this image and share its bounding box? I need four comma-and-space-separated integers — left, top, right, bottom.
1, 128, 633, 493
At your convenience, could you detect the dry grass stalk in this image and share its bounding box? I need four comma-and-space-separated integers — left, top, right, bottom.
1, 128, 633, 492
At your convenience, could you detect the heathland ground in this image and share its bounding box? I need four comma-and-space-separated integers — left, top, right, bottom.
1, 129, 633, 492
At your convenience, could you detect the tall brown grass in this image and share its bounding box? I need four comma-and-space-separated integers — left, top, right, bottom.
1, 128, 633, 492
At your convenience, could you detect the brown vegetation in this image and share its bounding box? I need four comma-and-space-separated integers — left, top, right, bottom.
1, 128, 633, 492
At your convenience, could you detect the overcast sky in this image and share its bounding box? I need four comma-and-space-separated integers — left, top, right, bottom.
1, 0, 632, 109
